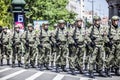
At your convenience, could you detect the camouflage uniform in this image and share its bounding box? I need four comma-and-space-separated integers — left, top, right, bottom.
67, 26, 76, 75
0, 27, 11, 66
22, 23, 37, 68
107, 16, 120, 76
12, 25, 23, 67
88, 16, 107, 77
55, 20, 68, 72
37, 22, 52, 70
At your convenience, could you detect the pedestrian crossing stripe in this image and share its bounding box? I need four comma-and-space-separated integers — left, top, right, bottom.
0, 68, 11, 73
52, 74, 64, 80
25, 71, 44, 80
0, 69, 26, 80
0, 67, 97, 80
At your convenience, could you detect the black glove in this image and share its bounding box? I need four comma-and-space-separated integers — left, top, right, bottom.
91, 36, 96, 41
109, 41, 113, 46
38, 44, 43, 48
25, 42, 29, 47
90, 42, 95, 47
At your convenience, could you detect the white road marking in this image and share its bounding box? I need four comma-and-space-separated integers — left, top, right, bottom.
52, 74, 64, 80
0, 68, 11, 73
0, 69, 26, 80
80, 77, 97, 80
25, 71, 44, 80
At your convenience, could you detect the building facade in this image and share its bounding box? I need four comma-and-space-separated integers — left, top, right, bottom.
106, 0, 120, 19
66, 0, 85, 19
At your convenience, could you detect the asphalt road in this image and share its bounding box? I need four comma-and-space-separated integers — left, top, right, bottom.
0, 65, 119, 80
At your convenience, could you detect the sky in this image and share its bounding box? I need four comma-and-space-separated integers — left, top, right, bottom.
84, 0, 108, 17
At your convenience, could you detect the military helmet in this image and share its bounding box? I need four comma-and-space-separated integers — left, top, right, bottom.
54, 23, 58, 27
111, 16, 119, 21
3, 26, 8, 29
27, 23, 33, 27
93, 16, 101, 21
75, 17, 83, 21
58, 20, 65, 24
15, 25, 20, 28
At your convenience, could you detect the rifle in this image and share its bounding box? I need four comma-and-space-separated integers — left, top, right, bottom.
90, 25, 96, 47
73, 26, 77, 46
25, 28, 29, 48
38, 25, 43, 48
55, 27, 60, 46
108, 20, 113, 50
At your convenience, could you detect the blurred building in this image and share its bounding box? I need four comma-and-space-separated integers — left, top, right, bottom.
84, 10, 98, 22
66, 0, 85, 19
106, 0, 120, 19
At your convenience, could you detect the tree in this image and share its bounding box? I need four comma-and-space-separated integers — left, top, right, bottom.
25, 0, 76, 24
0, 0, 12, 28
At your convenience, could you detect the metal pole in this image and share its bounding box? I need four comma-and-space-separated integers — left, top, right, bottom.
92, 0, 94, 23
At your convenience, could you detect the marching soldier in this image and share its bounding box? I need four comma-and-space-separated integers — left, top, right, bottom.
55, 20, 68, 72
73, 18, 86, 74
67, 21, 76, 75
12, 25, 23, 67
22, 23, 37, 68
107, 16, 120, 76
37, 22, 52, 70
88, 16, 107, 78
0, 27, 11, 66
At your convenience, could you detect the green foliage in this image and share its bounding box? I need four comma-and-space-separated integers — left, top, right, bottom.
0, 0, 76, 28
0, 0, 12, 28
25, 0, 76, 24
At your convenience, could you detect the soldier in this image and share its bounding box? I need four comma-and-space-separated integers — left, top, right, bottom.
22, 23, 37, 69
55, 20, 68, 72
37, 22, 52, 70
88, 16, 107, 78
107, 16, 120, 76
12, 25, 23, 67
72, 18, 86, 74
0, 27, 11, 66
67, 21, 76, 75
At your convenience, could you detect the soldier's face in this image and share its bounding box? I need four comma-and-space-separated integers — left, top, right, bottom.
15, 27, 20, 32
94, 20, 101, 25
28, 26, 33, 30
112, 20, 119, 26
3, 29, 7, 33
44, 24, 48, 29
77, 21, 82, 27
59, 23, 65, 28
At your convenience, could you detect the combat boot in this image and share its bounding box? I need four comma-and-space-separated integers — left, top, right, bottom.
105, 68, 111, 77
61, 65, 67, 72
18, 61, 21, 67
46, 64, 52, 70
115, 68, 120, 76
7, 59, 10, 65
98, 70, 107, 77
25, 64, 29, 69
89, 70, 95, 78
12, 62, 15, 68
0, 59, 3, 66
71, 68, 76, 75
39, 64, 44, 71
56, 65, 60, 73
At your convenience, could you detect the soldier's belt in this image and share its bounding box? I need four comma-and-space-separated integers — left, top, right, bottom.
3, 42, 9, 45
114, 40, 120, 44
15, 42, 21, 45
29, 41, 35, 44
77, 42, 84, 45
43, 41, 50, 43
95, 42, 103, 45
59, 41, 66, 45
